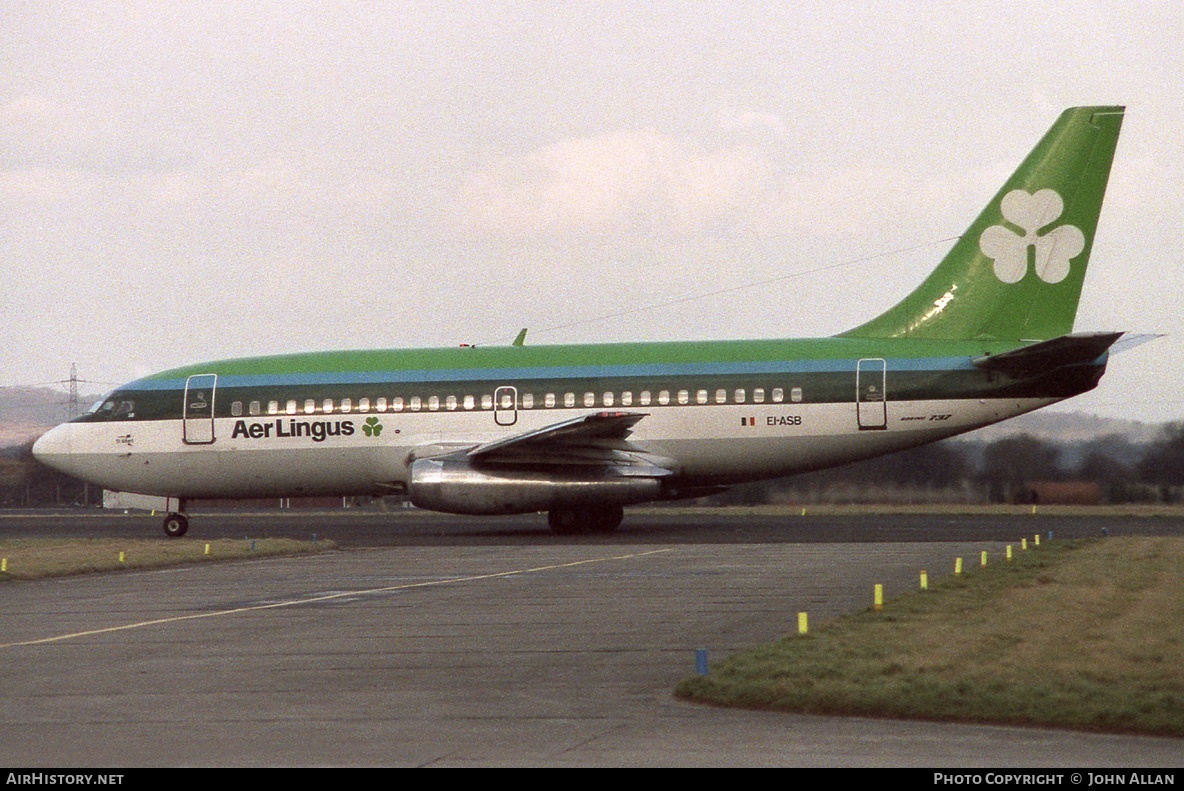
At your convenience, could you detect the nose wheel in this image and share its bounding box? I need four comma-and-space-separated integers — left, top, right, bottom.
163, 513, 189, 538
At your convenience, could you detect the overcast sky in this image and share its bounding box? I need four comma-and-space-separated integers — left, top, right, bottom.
3, 2, 1182, 421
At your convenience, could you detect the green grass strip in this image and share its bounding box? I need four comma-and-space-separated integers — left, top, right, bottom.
677, 537, 1184, 737
0, 537, 333, 580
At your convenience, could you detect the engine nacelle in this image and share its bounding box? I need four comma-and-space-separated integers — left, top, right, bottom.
408, 458, 663, 515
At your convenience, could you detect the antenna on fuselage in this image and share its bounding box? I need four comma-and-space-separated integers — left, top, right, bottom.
512, 328, 528, 347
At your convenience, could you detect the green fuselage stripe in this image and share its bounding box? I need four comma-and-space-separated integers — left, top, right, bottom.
78, 361, 1106, 424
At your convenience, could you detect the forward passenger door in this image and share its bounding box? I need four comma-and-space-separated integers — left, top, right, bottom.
183, 374, 217, 444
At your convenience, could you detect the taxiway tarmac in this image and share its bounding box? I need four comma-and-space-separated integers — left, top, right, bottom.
1, 512, 1182, 766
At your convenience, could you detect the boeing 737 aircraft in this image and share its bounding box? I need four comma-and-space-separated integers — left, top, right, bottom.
35, 106, 1127, 537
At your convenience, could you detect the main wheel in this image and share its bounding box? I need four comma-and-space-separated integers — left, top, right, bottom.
547, 505, 624, 535
548, 508, 586, 535
163, 513, 189, 538
586, 505, 624, 534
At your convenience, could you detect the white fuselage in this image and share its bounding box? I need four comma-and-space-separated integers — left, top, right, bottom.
33, 394, 1057, 500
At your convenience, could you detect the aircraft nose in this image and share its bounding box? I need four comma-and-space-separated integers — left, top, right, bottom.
32, 423, 73, 472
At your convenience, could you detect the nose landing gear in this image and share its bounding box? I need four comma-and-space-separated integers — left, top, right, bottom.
162, 511, 189, 538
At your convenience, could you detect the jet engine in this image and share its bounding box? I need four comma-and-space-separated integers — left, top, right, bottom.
407, 458, 664, 516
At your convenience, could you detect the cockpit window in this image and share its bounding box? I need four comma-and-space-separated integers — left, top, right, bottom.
87, 394, 135, 421
87, 390, 116, 414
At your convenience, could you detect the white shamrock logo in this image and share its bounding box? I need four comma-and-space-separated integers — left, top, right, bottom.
978, 189, 1085, 284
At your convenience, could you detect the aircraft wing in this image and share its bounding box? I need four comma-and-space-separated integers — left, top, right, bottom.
405, 411, 681, 516
422, 411, 673, 475
467, 411, 647, 457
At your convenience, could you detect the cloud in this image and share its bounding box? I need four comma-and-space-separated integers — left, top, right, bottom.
457, 128, 771, 237
716, 109, 788, 140
452, 116, 974, 245
0, 94, 195, 177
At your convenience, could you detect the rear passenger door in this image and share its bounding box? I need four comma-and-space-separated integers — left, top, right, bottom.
856, 359, 887, 430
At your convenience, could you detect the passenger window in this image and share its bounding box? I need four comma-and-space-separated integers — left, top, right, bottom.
772, 388, 785, 403
359, 398, 370, 413
249, 401, 261, 416
522, 393, 534, 409
268, 400, 279, 415
603, 392, 614, 407
304, 399, 316, 414
791, 387, 803, 403
715, 389, 727, 404
499, 392, 514, 409
410, 396, 422, 412
428, 395, 440, 411
734, 388, 746, 404
583, 392, 595, 407
323, 398, 334, 414
754, 388, 765, 404
545, 393, 556, 408
286, 399, 297, 415
393, 397, 404, 412
341, 398, 352, 413
481, 394, 493, 409
231, 401, 243, 417
564, 393, 576, 408
445, 395, 457, 411
678, 390, 690, 405
640, 391, 652, 406
376, 397, 387, 412
621, 391, 633, 406
464, 395, 475, 410
696, 389, 708, 405
658, 390, 670, 406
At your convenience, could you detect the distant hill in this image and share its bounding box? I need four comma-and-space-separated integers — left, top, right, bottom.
954, 410, 1165, 445
0, 387, 104, 449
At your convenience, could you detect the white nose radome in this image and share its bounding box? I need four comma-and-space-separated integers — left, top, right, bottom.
32, 423, 74, 474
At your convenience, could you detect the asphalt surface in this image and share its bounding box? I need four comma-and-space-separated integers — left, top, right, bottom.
6, 506, 1184, 545
1, 508, 1182, 767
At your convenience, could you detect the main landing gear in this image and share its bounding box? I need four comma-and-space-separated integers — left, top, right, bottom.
162, 512, 189, 538
547, 505, 624, 536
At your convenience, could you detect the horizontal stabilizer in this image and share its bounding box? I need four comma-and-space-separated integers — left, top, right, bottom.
972, 331, 1124, 378
1109, 333, 1163, 355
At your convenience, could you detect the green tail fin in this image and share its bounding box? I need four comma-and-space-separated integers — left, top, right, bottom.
841, 106, 1124, 342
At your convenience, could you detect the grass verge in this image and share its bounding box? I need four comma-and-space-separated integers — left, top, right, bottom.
676, 537, 1184, 737
0, 537, 334, 580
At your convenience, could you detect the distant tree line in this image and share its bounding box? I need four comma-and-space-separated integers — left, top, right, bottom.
0, 440, 101, 507
5, 424, 1184, 508
708, 424, 1184, 506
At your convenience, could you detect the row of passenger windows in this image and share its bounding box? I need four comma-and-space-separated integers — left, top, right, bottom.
229, 386, 804, 417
